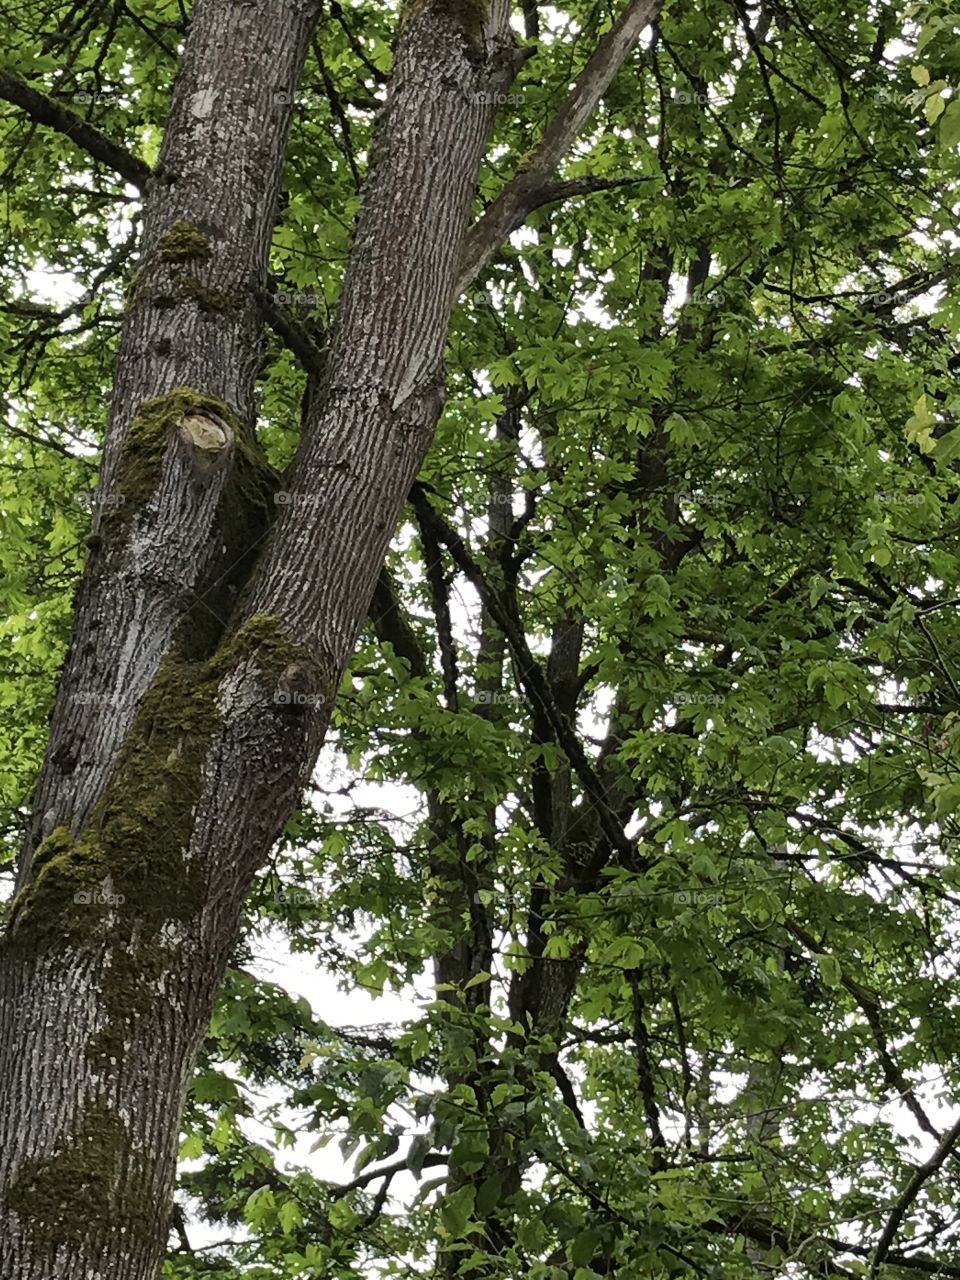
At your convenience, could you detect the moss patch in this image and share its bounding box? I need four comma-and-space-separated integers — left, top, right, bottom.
8, 613, 311, 954
176, 275, 239, 314
7, 610, 314, 1073
7, 1100, 154, 1253
111, 387, 227, 515
157, 219, 211, 262
213, 611, 312, 677
8, 654, 219, 951
107, 386, 269, 531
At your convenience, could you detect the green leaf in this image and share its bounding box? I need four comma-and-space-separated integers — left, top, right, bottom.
439, 1184, 476, 1238
476, 1172, 504, 1216
278, 1197, 303, 1234
571, 1228, 602, 1267
925, 92, 946, 123
818, 955, 842, 988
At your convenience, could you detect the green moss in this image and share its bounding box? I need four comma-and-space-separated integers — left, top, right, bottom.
108, 387, 251, 521
176, 274, 239, 314
28, 823, 74, 874
7, 609, 315, 1073
112, 387, 206, 514
157, 219, 211, 262
8, 654, 219, 951
7, 1100, 154, 1253
213, 611, 312, 681
8, 613, 310, 952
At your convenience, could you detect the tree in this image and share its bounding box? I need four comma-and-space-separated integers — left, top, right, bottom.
3, 0, 960, 1277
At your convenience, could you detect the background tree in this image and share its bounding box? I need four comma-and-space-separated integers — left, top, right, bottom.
4, 0, 960, 1278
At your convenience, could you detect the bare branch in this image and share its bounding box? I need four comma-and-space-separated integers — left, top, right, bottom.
456, 0, 662, 293
0, 72, 151, 191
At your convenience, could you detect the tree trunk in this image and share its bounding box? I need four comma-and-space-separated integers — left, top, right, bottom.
0, 1, 526, 1276
0, 0, 656, 1271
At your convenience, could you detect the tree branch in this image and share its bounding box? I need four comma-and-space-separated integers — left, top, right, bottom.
257, 287, 327, 381
456, 0, 661, 293
870, 1115, 960, 1278
0, 71, 151, 190
332, 1151, 446, 1197
409, 483, 637, 862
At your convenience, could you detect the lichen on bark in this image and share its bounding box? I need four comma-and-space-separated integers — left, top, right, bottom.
400, 0, 488, 50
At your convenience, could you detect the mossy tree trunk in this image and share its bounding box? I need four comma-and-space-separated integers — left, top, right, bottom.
0, 0, 656, 1274
0, 1, 523, 1276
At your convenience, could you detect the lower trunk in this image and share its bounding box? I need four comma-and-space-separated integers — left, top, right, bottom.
0, 942, 217, 1279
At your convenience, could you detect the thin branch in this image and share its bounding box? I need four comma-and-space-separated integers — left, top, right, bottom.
456, 0, 662, 293
257, 288, 327, 381
332, 1151, 446, 1197
410, 484, 637, 862
870, 1115, 960, 1278
786, 920, 945, 1144
0, 71, 151, 190
630, 972, 668, 1167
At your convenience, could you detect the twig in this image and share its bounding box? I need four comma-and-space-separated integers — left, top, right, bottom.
0, 71, 151, 190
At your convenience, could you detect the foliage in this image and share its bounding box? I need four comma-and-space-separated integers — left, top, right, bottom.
4, 0, 960, 1276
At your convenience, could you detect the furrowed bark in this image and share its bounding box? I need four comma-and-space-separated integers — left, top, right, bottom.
18, 0, 320, 887
0, 0, 319, 1274
0, 2, 521, 1277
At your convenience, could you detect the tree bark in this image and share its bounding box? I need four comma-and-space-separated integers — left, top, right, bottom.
0, 2, 525, 1276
